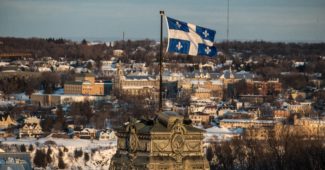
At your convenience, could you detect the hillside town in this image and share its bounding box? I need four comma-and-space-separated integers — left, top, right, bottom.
0, 37, 325, 169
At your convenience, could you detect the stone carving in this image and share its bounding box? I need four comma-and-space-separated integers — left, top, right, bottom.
126, 121, 139, 153
128, 133, 138, 153
117, 138, 125, 149
138, 141, 147, 151
171, 119, 186, 134
185, 141, 201, 151
171, 133, 185, 154
153, 141, 169, 152
170, 119, 186, 157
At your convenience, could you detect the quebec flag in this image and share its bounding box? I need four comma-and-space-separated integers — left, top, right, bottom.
166, 16, 217, 57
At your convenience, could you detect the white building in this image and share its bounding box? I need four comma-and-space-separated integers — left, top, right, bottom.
19, 116, 43, 138
97, 129, 116, 140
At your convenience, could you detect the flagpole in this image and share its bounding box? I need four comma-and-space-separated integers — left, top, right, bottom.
159, 10, 164, 111
226, 0, 230, 52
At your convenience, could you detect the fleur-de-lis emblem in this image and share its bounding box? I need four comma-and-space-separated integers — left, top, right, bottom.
205, 47, 211, 54
203, 30, 209, 38
176, 21, 181, 28
176, 41, 183, 50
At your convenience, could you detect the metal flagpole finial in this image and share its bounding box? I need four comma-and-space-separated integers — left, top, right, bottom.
160, 11, 165, 15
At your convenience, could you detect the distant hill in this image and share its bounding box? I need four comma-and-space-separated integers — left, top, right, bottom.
1, 37, 325, 62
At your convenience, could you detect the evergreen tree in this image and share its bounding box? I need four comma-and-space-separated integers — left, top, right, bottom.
28, 144, 34, 152
58, 157, 66, 169
74, 149, 83, 159
63, 147, 69, 152
54, 105, 65, 131
59, 149, 64, 157
81, 39, 88, 45
84, 152, 90, 162
20, 144, 26, 152
83, 101, 93, 124
34, 149, 48, 168
46, 147, 53, 163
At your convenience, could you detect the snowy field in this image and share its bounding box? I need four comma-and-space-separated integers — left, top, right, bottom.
1, 137, 116, 150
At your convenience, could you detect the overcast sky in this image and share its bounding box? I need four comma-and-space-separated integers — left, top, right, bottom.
0, 0, 324, 42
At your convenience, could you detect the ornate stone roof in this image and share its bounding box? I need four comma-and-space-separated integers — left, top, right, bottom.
110, 111, 209, 170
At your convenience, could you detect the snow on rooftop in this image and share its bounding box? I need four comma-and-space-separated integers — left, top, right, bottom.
211, 80, 223, 85
12, 93, 30, 101
205, 126, 243, 134
197, 126, 243, 142
190, 80, 206, 85
236, 70, 249, 74
54, 88, 64, 95
221, 119, 275, 124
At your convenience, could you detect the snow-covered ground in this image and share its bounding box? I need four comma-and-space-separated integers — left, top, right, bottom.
0, 92, 30, 107
12, 92, 30, 101
1, 137, 116, 149
195, 125, 243, 143
0, 100, 15, 107
1, 137, 117, 169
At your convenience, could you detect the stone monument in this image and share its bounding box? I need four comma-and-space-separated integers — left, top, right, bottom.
109, 111, 209, 170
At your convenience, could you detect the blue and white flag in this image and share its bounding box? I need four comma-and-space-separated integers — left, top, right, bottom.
166, 16, 217, 57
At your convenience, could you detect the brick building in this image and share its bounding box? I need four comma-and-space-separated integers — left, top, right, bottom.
64, 74, 111, 96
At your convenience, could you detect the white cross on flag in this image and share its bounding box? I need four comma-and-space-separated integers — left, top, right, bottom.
166, 16, 217, 57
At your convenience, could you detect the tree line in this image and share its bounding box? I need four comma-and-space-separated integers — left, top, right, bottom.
207, 127, 325, 170
2, 37, 325, 62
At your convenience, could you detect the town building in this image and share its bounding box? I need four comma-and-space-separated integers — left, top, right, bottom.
246, 79, 282, 96
31, 74, 112, 106
192, 88, 212, 100
0, 115, 17, 129
219, 68, 254, 86
64, 74, 111, 96
31, 90, 111, 107
202, 105, 218, 115
97, 129, 116, 140
114, 63, 159, 98
238, 95, 267, 104
100, 59, 117, 76
189, 112, 213, 125
273, 109, 290, 119
220, 119, 276, 128
113, 49, 124, 57
74, 128, 97, 139
287, 102, 313, 114
179, 64, 224, 101
19, 116, 43, 138
0, 152, 32, 170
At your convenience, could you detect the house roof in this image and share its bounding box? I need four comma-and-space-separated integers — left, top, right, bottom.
0, 153, 32, 170
65, 81, 83, 85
